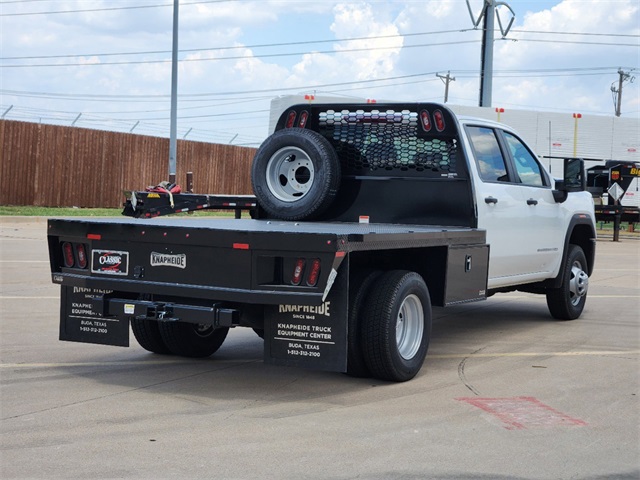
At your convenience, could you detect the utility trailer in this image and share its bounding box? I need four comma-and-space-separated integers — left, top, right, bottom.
48, 102, 595, 382
587, 161, 640, 226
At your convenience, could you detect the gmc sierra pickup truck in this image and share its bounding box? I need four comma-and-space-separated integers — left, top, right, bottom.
47, 102, 596, 382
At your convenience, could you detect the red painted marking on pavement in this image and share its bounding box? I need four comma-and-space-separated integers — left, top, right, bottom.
456, 397, 588, 430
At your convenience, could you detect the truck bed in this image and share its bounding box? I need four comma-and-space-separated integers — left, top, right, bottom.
48, 217, 486, 305
50, 216, 484, 241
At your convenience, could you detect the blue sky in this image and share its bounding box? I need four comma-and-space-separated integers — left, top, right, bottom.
1, 0, 638, 146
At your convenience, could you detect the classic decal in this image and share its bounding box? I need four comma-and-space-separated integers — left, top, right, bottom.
91, 250, 129, 276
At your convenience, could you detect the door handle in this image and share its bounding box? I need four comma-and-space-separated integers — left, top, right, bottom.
527, 198, 538, 206
485, 196, 498, 204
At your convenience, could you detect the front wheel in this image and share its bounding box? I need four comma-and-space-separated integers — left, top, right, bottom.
360, 271, 432, 382
158, 322, 229, 358
546, 244, 589, 320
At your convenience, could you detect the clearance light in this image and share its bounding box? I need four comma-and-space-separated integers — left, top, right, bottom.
87, 233, 101, 240
62, 242, 75, 268
233, 243, 250, 250
306, 259, 321, 287
420, 110, 432, 132
433, 110, 445, 132
75, 244, 88, 269
291, 258, 306, 286
286, 111, 297, 128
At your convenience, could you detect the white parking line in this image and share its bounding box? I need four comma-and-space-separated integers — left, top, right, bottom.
1, 350, 637, 369
0, 260, 48, 263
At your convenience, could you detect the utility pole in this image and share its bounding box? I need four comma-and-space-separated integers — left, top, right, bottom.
611, 68, 634, 117
479, 1, 495, 107
169, 0, 179, 183
436, 71, 456, 103
466, 0, 515, 107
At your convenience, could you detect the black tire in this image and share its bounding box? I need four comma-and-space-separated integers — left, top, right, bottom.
360, 271, 432, 382
546, 244, 589, 320
251, 128, 341, 221
131, 318, 172, 355
345, 270, 382, 378
158, 322, 229, 358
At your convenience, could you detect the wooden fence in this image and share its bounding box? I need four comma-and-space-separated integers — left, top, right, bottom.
0, 120, 257, 208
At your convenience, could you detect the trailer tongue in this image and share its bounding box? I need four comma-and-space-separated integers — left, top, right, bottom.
122, 190, 258, 218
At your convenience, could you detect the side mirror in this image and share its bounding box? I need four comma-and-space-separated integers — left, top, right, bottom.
553, 158, 585, 203
564, 158, 586, 192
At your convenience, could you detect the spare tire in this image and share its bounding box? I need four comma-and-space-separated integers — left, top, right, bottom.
251, 128, 341, 221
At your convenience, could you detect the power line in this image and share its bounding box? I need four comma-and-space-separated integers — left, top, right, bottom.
3, 28, 636, 62
2, 67, 627, 101
1, 0, 80, 3
511, 39, 639, 47
0, 28, 476, 61
4, 35, 635, 70
0, 40, 481, 68
510, 29, 640, 38
0, 0, 236, 16
0, 0, 70, 3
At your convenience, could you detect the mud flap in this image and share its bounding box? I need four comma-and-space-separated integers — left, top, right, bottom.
264, 263, 348, 372
59, 286, 129, 347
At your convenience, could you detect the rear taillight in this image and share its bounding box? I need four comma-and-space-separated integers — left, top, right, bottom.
291, 258, 306, 285
306, 259, 321, 286
62, 242, 75, 268
75, 244, 88, 269
61, 242, 89, 269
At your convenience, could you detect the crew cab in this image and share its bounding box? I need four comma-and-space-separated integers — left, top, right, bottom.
47, 102, 596, 382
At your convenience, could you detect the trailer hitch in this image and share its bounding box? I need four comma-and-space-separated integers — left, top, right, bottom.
92, 296, 240, 328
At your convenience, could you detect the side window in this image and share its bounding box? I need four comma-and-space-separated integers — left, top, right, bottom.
466, 126, 508, 182
503, 132, 545, 187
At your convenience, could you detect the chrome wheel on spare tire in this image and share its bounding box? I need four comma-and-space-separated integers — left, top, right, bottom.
266, 146, 315, 202
251, 128, 341, 221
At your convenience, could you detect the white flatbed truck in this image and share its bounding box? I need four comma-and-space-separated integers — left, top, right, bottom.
47, 102, 596, 381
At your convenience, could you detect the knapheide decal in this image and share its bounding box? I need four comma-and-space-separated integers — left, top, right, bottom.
150, 252, 187, 269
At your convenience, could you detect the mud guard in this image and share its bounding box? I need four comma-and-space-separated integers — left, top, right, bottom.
59, 286, 130, 347
263, 262, 349, 372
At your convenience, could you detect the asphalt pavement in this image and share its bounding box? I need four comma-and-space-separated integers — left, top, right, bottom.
1, 217, 638, 480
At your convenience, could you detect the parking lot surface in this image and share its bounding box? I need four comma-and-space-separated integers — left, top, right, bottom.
1, 217, 638, 479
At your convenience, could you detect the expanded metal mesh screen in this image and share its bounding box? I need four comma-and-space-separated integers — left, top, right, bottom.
318, 108, 460, 177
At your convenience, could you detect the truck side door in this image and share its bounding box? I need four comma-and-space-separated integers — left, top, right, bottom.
464, 125, 563, 288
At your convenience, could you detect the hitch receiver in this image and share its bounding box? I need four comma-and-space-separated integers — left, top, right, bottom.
92, 297, 240, 327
